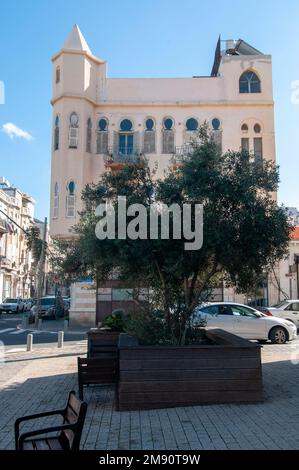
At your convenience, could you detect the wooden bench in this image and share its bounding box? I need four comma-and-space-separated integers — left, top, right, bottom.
14, 391, 87, 450
78, 357, 118, 400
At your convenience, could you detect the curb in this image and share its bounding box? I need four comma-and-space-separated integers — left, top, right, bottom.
16, 323, 88, 335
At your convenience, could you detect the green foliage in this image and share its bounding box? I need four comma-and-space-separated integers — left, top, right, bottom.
52, 125, 292, 344
25, 226, 43, 265
124, 310, 178, 345
102, 309, 126, 332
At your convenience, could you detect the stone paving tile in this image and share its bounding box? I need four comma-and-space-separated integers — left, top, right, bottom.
0, 341, 299, 450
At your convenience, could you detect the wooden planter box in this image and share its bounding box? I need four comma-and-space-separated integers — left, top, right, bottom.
118, 329, 263, 411
87, 329, 120, 358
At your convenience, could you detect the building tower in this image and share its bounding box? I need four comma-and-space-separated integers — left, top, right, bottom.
50, 24, 106, 239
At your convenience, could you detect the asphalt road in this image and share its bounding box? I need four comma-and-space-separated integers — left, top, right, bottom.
0, 313, 86, 348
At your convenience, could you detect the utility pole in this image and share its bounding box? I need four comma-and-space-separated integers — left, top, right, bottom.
35, 217, 47, 327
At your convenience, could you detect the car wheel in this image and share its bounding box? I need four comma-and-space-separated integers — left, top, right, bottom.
16, 307, 19, 313
269, 326, 288, 344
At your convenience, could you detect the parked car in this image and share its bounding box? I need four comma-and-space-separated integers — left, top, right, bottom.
0, 298, 26, 313
30, 296, 56, 319
261, 300, 299, 328
30, 296, 69, 320
24, 298, 35, 311
192, 302, 297, 344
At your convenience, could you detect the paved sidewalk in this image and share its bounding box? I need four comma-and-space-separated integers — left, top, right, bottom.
0, 341, 299, 450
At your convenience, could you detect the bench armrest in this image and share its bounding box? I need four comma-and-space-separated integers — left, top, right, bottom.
18, 424, 76, 450
15, 410, 65, 449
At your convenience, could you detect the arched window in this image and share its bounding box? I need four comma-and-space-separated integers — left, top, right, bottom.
239, 71, 261, 93
53, 182, 59, 219
66, 181, 76, 218
120, 119, 133, 132
69, 112, 79, 148
86, 118, 92, 153
211, 118, 222, 149
118, 119, 134, 156
56, 66, 60, 84
211, 118, 221, 130
186, 118, 198, 131
254, 123, 261, 134
54, 115, 60, 151
143, 118, 156, 153
241, 123, 248, 132
97, 118, 109, 154
162, 117, 175, 154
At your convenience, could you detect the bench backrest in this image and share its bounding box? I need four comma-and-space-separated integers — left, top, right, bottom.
78, 357, 118, 384
61, 391, 87, 450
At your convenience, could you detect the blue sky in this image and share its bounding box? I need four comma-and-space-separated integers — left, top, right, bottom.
0, 0, 298, 219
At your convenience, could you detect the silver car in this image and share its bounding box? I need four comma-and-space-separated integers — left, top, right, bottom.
193, 302, 297, 344
0, 298, 26, 313
263, 300, 299, 327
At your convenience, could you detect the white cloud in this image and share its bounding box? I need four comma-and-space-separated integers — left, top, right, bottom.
2, 122, 33, 141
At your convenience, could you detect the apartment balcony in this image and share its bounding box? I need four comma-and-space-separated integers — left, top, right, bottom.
104, 147, 145, 171
0, 255, 12, 269
22, 206, 31, 217
0, 217, 8, 235
170, 144, 196, 167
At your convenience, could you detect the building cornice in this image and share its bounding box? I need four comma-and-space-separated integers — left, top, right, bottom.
51, 48, 105, 65
51, 93, 274, 108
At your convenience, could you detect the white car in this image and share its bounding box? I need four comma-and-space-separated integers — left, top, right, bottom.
192, 302, 297, 344
0, 297, 26, 313
263, 300, 299, 328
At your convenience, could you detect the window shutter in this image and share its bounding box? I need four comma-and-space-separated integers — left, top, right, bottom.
113, 131, 119, 156
53, 196, 59, 218
212, 130, 222, 151
69, 127, 78, 148
66, 195, 76, 217
96, 131, 108, 154
86, 127, 92, 153
254, 137, 263, 163
144, 130, 156, 153
241, 137, 249, 152
162, 130, 174, 154
133, 131, 140, 154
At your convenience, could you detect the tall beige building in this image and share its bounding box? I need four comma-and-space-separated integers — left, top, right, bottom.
0, 177, 35, 302
50, 25, 276, 326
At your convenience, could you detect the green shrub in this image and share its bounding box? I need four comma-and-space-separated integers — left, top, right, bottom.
124, 310, 178, 345
102, 309, 126, 332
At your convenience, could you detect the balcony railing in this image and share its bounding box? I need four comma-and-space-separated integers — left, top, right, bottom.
0, 218, 8, 234
170, 145, 198, 164
22, 207, 31, 216
104, 147, 145, 165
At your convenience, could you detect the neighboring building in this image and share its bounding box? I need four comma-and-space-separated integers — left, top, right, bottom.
269, 226, 299, 303
285, 207, 299, 226
0, 177, 35, 302
50, 25, 276, 326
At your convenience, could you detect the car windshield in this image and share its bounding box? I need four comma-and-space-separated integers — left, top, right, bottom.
271, 301, 289, 309
40, 298, 55, 306
4, 298, 17, 303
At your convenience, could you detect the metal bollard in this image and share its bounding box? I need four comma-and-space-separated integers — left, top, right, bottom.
64, 319, 68, 331
27, 333, 33, 352
58, 331, 64, 349
38, 318, 43, 330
